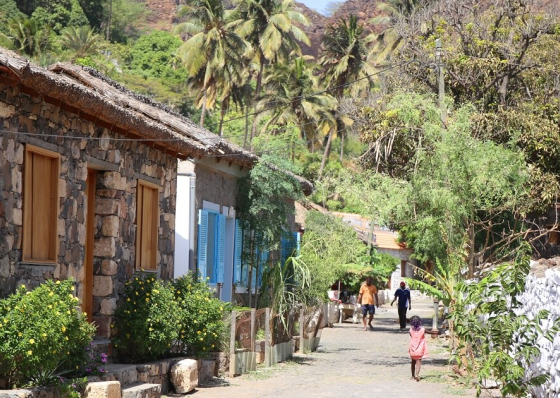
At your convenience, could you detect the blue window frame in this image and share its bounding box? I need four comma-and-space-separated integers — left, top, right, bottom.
197, 209, 226, 284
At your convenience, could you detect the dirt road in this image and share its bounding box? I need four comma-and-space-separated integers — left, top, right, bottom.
190, 299, 476, 397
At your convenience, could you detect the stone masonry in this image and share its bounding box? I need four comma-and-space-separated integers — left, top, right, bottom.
0, 82, 177, 337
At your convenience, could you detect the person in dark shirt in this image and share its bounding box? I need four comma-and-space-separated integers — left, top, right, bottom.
391, 281, 412, 330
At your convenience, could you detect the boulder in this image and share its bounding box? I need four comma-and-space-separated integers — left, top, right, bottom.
169, 359, 198, 393
84, 381, 121, 398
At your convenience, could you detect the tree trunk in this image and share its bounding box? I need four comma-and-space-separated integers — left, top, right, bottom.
467, 223, 475, 278
218, 98, 228, 137
339, 134, 344, 163
250, 59, 265, 151
106, 0, 112, 41
243, 106, 249, 149
199, 89, 207, 127
318, 128, 334, 180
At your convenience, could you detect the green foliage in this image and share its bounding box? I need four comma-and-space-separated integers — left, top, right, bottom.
126, 31, 183, 79
173, 275, 227, 356
60, 25, 102, 60
112, 275, 179, 363
108, 0, 149, 43
0, 280, 95, 388
449, 246, 560, 397
340, 251, 398, 293
298, 211, 365, 304
31, 0, 88, 33
237, 154, 303, 253
113, 274, 227, 362
56, 377, 88, 398
0, 0, 24, 27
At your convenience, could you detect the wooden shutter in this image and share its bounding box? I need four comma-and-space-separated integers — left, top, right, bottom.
197, 210, 209, 280
136, 181, 159, 270
23, 145, 60, 263
233, 220, 242, 284
216, 214, 226, 284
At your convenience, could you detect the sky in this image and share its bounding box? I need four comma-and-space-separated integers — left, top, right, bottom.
298, 0, 328, 15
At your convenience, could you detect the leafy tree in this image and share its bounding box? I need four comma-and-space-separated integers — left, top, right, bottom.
256, 56, 337, 151
0, 0, 24, 28
2, 16, 51, 56
175, 0, 248, 126
105, 0, 149, 43
61, 25, 102, 60
31, 0, 89, 33
318, 15, 375, 177
236, 154, 304, 307
234, 0, 310, 146
342, 93, 532, 276
126, 30, 183, 78
78, 0, 104, 28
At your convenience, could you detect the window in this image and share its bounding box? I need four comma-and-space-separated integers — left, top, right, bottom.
197, 209, 226, 283
23, 145, 60, 263
136, 180, 159, 270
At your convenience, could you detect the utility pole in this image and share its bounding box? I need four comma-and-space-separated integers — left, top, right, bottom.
435, 38, 447, 125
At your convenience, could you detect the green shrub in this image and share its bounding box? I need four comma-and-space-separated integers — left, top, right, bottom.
174, 275, 227, 356
0, 280, 95, 388
112, 275, 179, 363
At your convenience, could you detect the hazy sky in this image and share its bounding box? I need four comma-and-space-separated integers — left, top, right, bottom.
298, 0, 328, 15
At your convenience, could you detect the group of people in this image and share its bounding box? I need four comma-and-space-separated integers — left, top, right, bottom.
356, 277, 428, 381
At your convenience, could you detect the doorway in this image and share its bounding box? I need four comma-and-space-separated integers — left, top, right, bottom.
83, 169, 96, 322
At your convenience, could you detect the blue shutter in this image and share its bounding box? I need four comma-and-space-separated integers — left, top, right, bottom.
280, 236, 289, 265
197, 210, 209, 280
234, 220, 242, 284
216, 214, 226, 283
258, 249, 268, 288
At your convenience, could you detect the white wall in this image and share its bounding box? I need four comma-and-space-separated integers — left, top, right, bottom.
517, 266, 560, 397
174, 172, 196, 278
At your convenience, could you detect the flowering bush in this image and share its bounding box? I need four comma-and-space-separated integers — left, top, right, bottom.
174, 274, 227, 356
0, 280, 95, 388
112, 275, 179, 363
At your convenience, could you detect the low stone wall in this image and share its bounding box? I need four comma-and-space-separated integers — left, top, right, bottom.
517, 266, 560, 397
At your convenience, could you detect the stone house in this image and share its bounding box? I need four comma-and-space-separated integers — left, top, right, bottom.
174, 159, 311, 303
0, 49, 260, 336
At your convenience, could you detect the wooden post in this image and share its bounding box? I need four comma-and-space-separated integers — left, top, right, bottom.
265, 307, 271, 366
229, 310, 236, 377
299, 305, 304, 353
250, 308, 256, 352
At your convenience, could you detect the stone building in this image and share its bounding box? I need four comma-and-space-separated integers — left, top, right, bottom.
0, 49, 260, 336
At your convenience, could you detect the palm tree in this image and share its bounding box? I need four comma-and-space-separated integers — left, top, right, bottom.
256, 56, 337, 152
367, 0, 423, 65
234, 0, 311, 147
174, 0, 248, 126
2, 16, 50, 57
61, 26, 102, 60
318, 15, 375, 178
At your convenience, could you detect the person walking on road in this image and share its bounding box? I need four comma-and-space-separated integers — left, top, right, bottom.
409, 315, 428, 381
357, 276, 379, 331
391, 281, 411, 330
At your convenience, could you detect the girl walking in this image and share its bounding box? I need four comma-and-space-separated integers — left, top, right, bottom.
409, 315, 428, 381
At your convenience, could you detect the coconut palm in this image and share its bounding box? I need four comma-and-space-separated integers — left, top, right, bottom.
318, 15, 375, 178
256, 56, 337, 152
61, 26, 102, 60
367, 0, 423, 65
174, 0, 249, 126
233, 0, 311, 146
2, 16, 50, 57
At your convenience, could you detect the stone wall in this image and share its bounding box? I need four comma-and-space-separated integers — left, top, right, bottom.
193, 163, 238, 211
0, 82, 177, 337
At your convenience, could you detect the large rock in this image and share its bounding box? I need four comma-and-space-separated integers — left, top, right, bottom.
169, 359, 198, 393
121, 383, 161, 398
199, 360, 216, 383
84, 381, 121, 398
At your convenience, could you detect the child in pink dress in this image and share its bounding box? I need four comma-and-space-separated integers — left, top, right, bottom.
409, 315, 428, 381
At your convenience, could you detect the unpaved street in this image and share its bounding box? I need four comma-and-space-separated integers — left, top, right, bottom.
191, 299, 478, 397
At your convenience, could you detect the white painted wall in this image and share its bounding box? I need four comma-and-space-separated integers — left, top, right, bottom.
174, 172, 196, 278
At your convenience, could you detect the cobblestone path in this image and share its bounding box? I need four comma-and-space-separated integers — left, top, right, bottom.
191, 299, 477, 397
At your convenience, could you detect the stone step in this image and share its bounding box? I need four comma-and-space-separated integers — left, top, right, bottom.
104, 364, 139, 385
121, 383, 161, 398
91, 338, 113, 363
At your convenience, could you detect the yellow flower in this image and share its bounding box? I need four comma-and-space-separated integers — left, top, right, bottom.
62, 326, 66, 332
127, 298, 130, 302
135, 292, 139, 296
67, 351, 70, 355
67, 311, 71, 315
65, 337, 69, 341
110, 324, 114, 328
21, 284, 26, 289
18, 332, 22, 337
49, 292, 54, 296
197, 331, 201, 334
42, 333, 47, 337
27, 350, 32, 356
3, 319, 7, 324
68, 294, 73, 299
145, 298, 149, 302
149, 328, 153, 332
56, 281, 60, 284
29, 339, 35, 344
